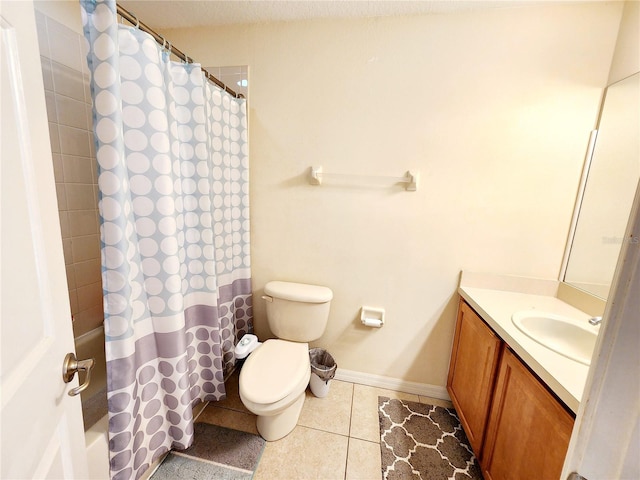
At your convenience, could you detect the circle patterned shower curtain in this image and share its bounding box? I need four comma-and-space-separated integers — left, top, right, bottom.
80, 1, 252, 478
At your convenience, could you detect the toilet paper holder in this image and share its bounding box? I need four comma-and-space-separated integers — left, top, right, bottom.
360, 306, 385, 328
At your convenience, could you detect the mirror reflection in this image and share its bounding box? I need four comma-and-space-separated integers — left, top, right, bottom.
564, 72, 640, 299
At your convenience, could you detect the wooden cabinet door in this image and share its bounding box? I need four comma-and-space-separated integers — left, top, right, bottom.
482, 348, 574, 480
447, 300, 502, 456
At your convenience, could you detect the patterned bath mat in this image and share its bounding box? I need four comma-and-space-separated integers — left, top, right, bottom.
378, 397, 483, 480
151, 422, 265, 480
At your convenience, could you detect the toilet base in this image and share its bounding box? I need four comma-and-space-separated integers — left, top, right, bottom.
256, 392, 305, 441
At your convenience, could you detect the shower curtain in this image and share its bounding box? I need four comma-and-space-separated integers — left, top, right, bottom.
80, 1, 252, 478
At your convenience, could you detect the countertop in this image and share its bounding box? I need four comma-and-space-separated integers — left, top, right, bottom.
458, 272, 599, 413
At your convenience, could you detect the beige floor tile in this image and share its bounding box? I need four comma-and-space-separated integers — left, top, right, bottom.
298, 380, 353, 435
197, 404, 259, 435
350, 384, 419, 443
218, 369, 251, 414
195, 369, 258, 434
253, 426, 348, 480
346, 438, 382, 480
419, 395, 454, 409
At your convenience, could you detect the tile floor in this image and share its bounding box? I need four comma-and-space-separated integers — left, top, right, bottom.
196, 371, 453, 480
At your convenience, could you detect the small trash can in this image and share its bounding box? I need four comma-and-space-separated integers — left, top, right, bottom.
309, 348, 337, 398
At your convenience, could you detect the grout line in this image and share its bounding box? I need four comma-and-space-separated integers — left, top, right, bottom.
298, 424, 350, 438
171, 451, 254, 474
344, 435, 350, 480
344, 382, 355, 480
348, 382, 354, 438
215, 403, 251, 414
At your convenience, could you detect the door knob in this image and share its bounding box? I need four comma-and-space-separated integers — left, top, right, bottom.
62, 353, 95, 397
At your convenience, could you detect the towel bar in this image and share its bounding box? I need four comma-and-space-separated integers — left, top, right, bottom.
309, 166, 419, 191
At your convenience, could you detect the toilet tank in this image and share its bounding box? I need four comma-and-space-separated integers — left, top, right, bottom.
263, 281, 333, 342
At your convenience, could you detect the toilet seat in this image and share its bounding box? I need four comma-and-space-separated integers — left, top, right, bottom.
239, 339, 310, 405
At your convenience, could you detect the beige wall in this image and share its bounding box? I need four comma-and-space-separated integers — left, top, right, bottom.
167, 3, 622, 387
608, 0, 640, 84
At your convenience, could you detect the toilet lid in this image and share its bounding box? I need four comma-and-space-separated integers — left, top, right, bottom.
240, 340, 310, 405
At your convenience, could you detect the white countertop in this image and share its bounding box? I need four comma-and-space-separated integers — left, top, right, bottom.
458, 272, 598, 413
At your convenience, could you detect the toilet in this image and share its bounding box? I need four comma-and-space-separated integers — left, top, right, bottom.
238, 281, 333, 441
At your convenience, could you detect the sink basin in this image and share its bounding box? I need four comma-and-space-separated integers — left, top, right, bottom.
511, 310, 598, 365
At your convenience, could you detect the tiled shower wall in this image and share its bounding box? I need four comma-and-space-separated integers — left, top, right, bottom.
35, 11, 104, 338
205, 66, 249, 99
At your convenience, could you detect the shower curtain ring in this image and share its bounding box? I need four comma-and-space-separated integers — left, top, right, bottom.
130, 11, 140, 29
158, 34, 167, 50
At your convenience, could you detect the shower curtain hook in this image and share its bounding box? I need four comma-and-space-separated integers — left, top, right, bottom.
130, 11, 140, 29
158, 34, 167, 50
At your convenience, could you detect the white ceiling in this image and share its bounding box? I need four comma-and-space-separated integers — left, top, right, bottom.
117, 0, 572, 30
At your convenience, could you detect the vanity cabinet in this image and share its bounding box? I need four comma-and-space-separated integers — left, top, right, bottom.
448, 300, 574, 478
482, 347, 574, 480
447, 301, 502, 455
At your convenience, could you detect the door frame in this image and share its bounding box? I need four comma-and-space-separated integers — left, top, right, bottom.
562, 181, 640, 479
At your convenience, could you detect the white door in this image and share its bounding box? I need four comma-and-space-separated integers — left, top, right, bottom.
1, 1, 89, 478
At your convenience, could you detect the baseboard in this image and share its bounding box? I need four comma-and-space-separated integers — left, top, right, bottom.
334, 368, 450, 401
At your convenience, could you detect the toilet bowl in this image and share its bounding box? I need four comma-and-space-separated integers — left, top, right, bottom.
237, 281, 333, 441
239, 339, 311, 441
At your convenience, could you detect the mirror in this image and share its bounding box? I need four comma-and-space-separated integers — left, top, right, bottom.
564, 72, 640, 299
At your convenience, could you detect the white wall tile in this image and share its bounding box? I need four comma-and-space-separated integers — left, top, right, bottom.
69, 289, 79, 316
219, 66, 242, 76
48, 122, 60, 153
59, 211, 70, 239
88, 132, 96, 158
52, 154, 64, 182
85, 104, 93, 131
62, 238, 73, 265
71, 234, 100, 262
72, 305, 104, 337
55, 183, 67, 210
83, 77, 91, 105
44, 90, 57, 122
205, 66, 222, 78
66, 184, 95, 211
80, 38, 90, 77
90, 153, 98, 184
66, 265, 77, 290
34, 9, 50, 58
62, 155, 93, 183
92, 184, 99, 206
68, 209, 98, 237
77, 281, 103, 312
56, 95, 88, 129
206, 65, 249, 98
46, 16, 83, 72
40, 56, 54, 91
59, 125, 90, 157
74, 259, 101, 288
51, 61, 85, 101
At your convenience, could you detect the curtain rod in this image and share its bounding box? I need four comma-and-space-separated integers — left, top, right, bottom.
116, 3, 243, 99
